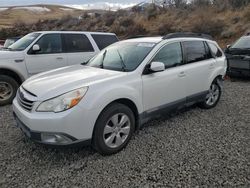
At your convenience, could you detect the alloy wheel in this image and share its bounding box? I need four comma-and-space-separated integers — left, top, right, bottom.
0, 82, 13, 101
206, 83, 220, 106
103, 113, 131, 148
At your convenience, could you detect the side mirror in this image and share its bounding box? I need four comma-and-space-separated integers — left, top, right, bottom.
32, 44, 40, 52
226, 44, 231, 49
150, 61, 165, 72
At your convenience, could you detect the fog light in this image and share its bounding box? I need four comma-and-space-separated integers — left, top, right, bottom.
41, 133, 73, 144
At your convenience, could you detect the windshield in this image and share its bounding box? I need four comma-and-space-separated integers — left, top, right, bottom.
231, 37, 250, 49
87, 42, 155, 72
4, 39, 18, 48
8, 33, 41, 51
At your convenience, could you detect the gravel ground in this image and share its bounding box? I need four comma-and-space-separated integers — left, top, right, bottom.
0, 80, 250, 188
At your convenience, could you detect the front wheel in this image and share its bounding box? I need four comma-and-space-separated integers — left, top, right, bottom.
199, 81, 221, 109
0, 75, 19, 106
93, 103, 135, 155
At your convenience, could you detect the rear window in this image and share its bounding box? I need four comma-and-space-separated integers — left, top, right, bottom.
183, 41, 209, 63
207, 42, 222, 57
64, 34, 94, 53
91, 34, 118, 50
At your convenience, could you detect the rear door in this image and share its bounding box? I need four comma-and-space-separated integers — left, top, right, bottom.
63, 33, 96, 65
25, 33, 67, 76
182, 40, 215, 101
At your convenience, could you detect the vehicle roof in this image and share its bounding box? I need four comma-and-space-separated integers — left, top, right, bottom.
122, 36, 214, 44
122, 37, 163, 43
32, 31, 116, 35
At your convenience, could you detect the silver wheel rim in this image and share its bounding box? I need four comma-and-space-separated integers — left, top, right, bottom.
103, 113, 131, 148
206, 84, 220, 106
0, 82, 13, 101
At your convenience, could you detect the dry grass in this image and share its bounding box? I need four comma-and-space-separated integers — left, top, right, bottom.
1, 4, 250, 47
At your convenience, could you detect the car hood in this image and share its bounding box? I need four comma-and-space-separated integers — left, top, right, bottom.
0, 50, 24, 60
22, 65, 124, 100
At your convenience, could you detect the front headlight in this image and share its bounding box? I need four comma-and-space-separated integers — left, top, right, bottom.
36, 87, 88, 112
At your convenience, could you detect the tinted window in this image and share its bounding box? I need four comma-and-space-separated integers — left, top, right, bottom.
34, 34, 62, 54
183, 41, 208, 63
64, 34, 94, 53
208, 42, 222, 57
91, 34, 118, 50
152, 42, 183, 68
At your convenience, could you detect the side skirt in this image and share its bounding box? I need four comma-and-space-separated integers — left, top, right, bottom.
138, 91, 209, 128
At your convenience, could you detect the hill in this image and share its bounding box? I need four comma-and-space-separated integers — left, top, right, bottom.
0, 4, 83, 28
1, 1, 250, 47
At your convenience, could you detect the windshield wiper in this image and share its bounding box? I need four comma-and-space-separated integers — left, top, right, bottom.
99, 50, 107, 69
117, 50, 127, 72
81, 59, 89, 65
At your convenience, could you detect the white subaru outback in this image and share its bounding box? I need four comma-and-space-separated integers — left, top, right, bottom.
13, 33, 227, 155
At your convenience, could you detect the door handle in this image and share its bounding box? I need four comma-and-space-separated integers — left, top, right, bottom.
178, 71, 186, 77
56, 57, 64, 60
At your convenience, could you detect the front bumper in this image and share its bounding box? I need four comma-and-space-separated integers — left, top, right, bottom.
13, 98, 98, 146
13, 112, 91, 146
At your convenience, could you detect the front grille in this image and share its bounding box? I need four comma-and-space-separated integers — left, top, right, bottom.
17, 89, 35, 111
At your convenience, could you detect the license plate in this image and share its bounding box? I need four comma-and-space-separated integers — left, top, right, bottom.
15, 117, 31, 138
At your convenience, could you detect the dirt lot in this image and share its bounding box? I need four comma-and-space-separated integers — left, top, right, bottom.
0, 80, 249, 188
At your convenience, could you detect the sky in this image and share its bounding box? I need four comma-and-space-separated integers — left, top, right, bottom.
0, 0, 144, 7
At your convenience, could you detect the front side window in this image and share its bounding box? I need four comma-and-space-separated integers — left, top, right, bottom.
91, 34, 118, 50
183, 41, 208, 63
87, 42, 155, 72
64, 34, 94, 53
152, 42, 183, 68
33, 34, 62, 54
8, 33, 41, 51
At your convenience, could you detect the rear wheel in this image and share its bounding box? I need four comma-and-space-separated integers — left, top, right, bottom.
0, 75, 19, 106
199, 81, 221, 109
93, 103, 135, 155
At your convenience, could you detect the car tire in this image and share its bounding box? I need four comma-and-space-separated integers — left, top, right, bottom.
199, 81, 221, 109
93, 103, 135, 155
0, 75, 19, 106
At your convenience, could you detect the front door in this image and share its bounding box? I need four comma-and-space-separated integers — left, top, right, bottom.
25, 33, 67, 76
142, 42, 187, 116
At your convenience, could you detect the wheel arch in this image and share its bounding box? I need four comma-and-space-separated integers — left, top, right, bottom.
92, 98, 140, 140
0, 68, 24, 85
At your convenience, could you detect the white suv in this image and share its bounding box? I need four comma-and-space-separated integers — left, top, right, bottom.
0, 31, 118, 105
13, 33, 227, 155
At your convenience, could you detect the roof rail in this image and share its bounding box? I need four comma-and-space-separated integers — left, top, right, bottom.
162, 32, 213, 40
127, 35, 148, 39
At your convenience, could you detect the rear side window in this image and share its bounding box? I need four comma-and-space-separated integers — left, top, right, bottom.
183, 41, 209, 63
208, 42, 223, 57
64, 34, 94, 53
91, 34, 118, 50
